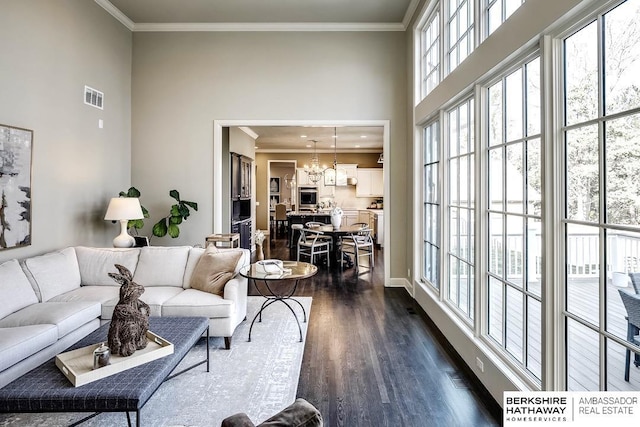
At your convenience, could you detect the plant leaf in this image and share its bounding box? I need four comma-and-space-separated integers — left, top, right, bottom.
129, 219, 144, 230
178, 204, 190, 218
152, 218, 168, 237
169, 215, 183, 225
183, 201, 198, 211
169, 190, 180, 202
141, 206, 150, 218
127, 187, 141, 198
170, 204, 181, 217
168, 223, 180, 238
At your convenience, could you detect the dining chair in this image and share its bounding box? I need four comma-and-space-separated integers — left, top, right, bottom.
289, 224, 303, 248
297, 228, 331, 267
305, 221, 333, 247
341, 226, 374, 272
304, 221, 325, 229
275, 204, 288, 237
618, 288, 640, 381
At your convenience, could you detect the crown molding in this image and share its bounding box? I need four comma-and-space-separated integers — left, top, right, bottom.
402, 0, 421, 30
94, 0, 135, 31
238, 126, 259, 140
133, 22, 406, 32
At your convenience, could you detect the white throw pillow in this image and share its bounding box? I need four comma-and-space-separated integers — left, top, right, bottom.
133, 246, 190, 287
0, 259, 38, 319
21, 248, 81, 302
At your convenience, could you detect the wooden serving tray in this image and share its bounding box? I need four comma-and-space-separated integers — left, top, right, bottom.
55, 331, 174, 387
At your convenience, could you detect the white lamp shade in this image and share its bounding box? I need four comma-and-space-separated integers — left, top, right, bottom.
104, 197, 144, 221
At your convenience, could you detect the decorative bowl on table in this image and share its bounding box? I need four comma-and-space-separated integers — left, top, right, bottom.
256, 259, 284, 274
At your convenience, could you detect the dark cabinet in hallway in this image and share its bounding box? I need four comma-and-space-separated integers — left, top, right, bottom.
231, 152, 252, 200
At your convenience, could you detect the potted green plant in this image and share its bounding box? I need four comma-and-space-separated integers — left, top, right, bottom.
152, 190, 198, 238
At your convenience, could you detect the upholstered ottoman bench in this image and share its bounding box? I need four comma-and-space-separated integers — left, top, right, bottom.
0, 316, 209, 427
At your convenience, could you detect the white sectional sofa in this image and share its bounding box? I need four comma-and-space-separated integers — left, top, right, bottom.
0, 245, 250, 388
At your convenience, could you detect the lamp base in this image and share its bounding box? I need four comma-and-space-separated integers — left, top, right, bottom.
113, 220, 135, 248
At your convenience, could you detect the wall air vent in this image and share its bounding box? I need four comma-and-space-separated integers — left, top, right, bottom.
84, 85, 104, 109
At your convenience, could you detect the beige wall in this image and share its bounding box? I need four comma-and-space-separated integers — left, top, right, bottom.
0, 0, 132, 262
131, 31, 407, 276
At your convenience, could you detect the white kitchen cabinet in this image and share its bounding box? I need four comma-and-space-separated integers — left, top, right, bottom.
373, 211, 384, 246
358, 210, 372, 226
296, 168, 316, 187
342, 210, 358, 227
356, 168, 384, 197
341, 164, 358, 183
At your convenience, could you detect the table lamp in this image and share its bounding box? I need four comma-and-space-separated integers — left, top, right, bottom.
104, 197, 144, 248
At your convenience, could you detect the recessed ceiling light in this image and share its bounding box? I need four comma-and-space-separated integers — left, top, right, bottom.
355, 145, 361, 148
330, 144, 335, 148
255, 146, 259, 149
306, 144, 311, 148
301, 135, 307, 138
361, 135, 367, 138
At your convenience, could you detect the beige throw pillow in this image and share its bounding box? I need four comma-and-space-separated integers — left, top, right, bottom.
190, 248, 243, 296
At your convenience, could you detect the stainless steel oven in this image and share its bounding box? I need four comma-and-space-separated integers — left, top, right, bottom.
298, 187, 318, 209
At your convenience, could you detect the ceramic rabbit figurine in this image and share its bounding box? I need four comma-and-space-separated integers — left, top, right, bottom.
107, 264, 150, 357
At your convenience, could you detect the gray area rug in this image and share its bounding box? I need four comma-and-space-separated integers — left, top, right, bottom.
0, 296, 311, 427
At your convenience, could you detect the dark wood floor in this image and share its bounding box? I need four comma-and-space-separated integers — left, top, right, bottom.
250, 235, 502, 426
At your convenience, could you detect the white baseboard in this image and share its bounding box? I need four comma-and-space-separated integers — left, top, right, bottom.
387, 277, 412, 292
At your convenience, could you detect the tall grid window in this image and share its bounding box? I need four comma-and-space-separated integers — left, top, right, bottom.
421, 9, 441, 99
447, 98, 475, 320
485, 0, 525, 36
486, 56, 542, 379
563, 0, 640, 391
423, 121, 441, 288
446, 0, 474, 74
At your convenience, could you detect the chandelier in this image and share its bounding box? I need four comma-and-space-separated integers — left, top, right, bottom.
304, 140, 324, 184
324, 127, 345, 186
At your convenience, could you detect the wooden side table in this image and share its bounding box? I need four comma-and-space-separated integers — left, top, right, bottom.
205, 233, 240, 249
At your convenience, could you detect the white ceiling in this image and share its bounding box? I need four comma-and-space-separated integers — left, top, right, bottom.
248, 126, 383, 152
97, 0, 402, 152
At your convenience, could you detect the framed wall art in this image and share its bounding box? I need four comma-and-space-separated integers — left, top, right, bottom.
269, 177, 280, 194
0, 124, 32, 250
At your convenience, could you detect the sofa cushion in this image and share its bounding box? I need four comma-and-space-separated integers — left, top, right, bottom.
162, 289, 233, 318
133, 246, 190, 287
0, 325, 58, 371
0, 301, 101, 338
21, 248, 81, 302
49, 286, 120, 306
189, 248, 243, 296
100, 287, 183, 320
75, 247, 140, 286
0, 259, 38, 319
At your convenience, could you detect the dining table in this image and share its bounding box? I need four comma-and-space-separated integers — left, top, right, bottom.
306, 224, 367, 266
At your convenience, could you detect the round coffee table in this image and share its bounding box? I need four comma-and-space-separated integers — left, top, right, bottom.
239, 261, 317, 342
